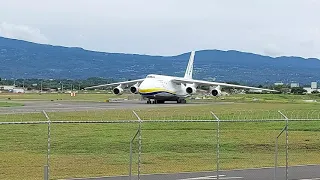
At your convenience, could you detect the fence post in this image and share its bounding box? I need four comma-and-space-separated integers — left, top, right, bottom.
42, 110, 51, 180
133, 111, 142, 180
129, 138, 133, 180
274, 137, 278, 180
210, 111, 220, 180
129, 130, 139, 180
44, 165, 48, 180
274, 111, 289, 180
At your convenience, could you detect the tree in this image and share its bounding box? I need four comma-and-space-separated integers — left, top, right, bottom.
291, 87, 307, 95
272, 85, 290, 94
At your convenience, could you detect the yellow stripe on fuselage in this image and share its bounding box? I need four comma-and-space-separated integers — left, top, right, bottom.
139, 88, 176, 94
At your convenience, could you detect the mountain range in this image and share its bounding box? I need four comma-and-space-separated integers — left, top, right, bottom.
1, 36, 320, 85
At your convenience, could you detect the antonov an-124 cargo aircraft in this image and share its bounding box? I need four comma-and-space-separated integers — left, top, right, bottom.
85, 51, 276, 104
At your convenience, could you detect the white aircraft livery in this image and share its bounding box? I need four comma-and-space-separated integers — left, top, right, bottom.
85, 51, 276, 104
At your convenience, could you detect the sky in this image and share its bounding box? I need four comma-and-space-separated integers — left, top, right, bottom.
0, 0, 320, 58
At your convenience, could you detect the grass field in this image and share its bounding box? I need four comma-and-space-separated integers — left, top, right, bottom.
194, 93, 320, 104
1, 102, 319, 122
1, 119, 320, 180
0, 94, 320, 180
0, 92, 137, 102
1, 92, 320, 103
0, 101, 23, 107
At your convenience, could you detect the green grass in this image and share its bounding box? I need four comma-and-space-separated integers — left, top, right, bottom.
1, 94, 320, 179
1, 102, 319, 122
1, 92, 320, 103
0, 101, 23, 107
196, 93, 320, 104
0, 93, 139, 102
0, 121, 320, 180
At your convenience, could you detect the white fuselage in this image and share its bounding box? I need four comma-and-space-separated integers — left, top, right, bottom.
84, 51, 276, 103
138, 74, 189, 101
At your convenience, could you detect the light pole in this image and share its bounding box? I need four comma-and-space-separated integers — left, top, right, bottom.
40, 81, 43, 93
60, 82, 64, 92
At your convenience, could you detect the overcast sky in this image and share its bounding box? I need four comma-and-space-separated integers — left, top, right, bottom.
0, 0, 320, 58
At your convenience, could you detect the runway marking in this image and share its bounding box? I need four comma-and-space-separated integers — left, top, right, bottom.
178, 175, 226, 179
62, 164, 320, 180
178, 175, 243, 180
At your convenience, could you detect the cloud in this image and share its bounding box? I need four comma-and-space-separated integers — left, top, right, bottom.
263, 44, 282, 57
1, 1, 320, 58
0, 22, 48, 44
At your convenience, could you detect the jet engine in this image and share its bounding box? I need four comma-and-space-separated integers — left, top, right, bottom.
113, 87, 124, 95
186, 85, 197, 94
130, 84, 139, 94
211, 86, 221, 96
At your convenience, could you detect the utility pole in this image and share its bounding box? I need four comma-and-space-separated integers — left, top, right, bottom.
41, 81, 43, 93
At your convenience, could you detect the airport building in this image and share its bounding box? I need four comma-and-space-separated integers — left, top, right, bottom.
11, 88, 25, 93
0, 85, 15, 90
303, 87, 319, 94
311, 82, 318, 89
274, 82, 284, 86
290, 83, 300, 88
303, 82, 319, 94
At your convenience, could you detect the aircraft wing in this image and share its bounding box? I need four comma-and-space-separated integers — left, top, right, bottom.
84, 79, 145, 89
172, 78, 278, 92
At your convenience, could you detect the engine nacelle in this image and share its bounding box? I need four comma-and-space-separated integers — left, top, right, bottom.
186, 86, 197, 94
130, 85, 139, 94
211, 87, 222, 96
113, 87, 124, 95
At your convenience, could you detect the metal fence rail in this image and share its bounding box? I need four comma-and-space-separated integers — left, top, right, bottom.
1, 119, 320, 125
2, 109, 320, 121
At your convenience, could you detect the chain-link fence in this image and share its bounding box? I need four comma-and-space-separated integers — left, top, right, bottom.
0, 110, 320, 180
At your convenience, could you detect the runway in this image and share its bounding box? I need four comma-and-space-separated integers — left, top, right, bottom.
65, 165, 320, 180
0, 100, 231, 114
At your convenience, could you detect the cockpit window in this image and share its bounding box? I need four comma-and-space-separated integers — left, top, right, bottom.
147, 75, 155, 78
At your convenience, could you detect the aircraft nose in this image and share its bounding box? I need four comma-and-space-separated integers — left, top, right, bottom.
138, 81, 148, 94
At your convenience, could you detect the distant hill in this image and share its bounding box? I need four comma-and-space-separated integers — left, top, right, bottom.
1, 36, 320, 85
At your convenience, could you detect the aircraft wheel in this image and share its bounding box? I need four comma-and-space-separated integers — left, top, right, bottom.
177, 99, 186, 104
147, 100, 151, 104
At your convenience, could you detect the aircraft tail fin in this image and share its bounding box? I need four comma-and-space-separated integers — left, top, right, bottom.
184, 51, 195, 79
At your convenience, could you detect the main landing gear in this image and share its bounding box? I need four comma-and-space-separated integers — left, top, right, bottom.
147, 99, 165, 104
177, 99, 187, 104
146, 99, 186, 104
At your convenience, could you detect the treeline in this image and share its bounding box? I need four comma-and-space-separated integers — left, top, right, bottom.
0, 77, 115, 91
1, 77, 316, 94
